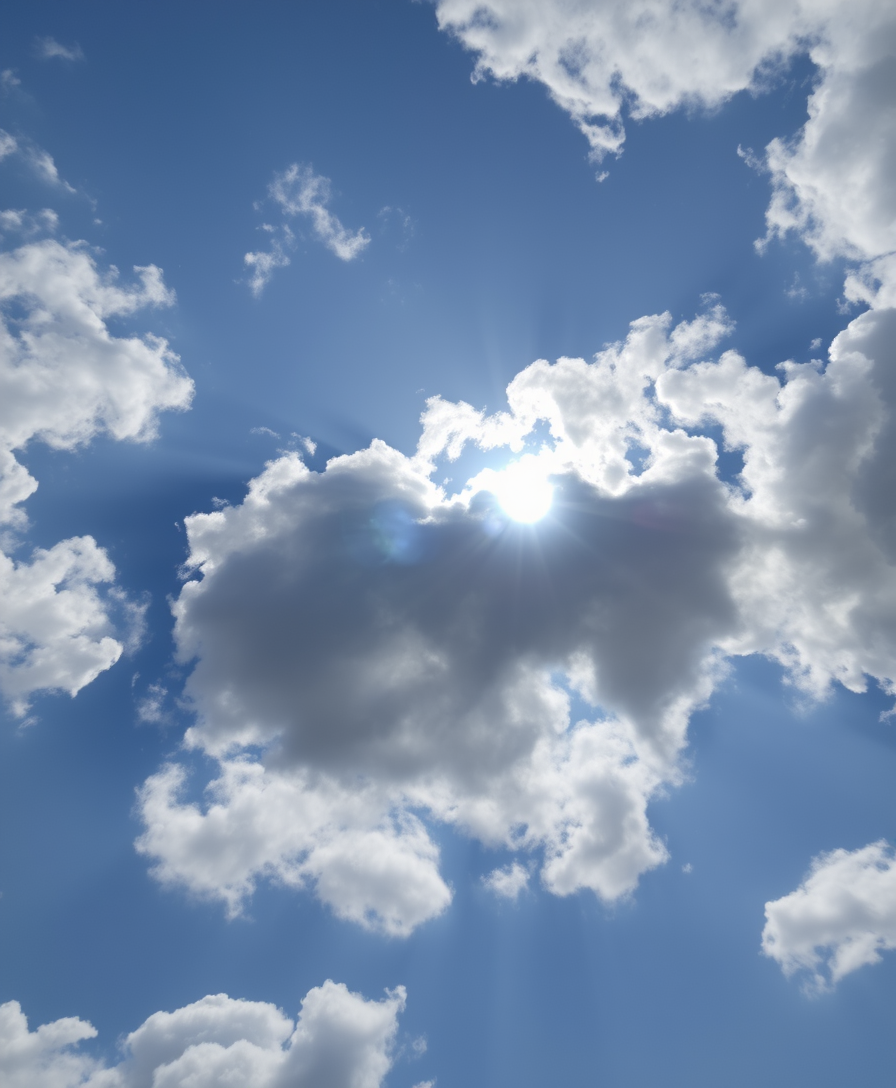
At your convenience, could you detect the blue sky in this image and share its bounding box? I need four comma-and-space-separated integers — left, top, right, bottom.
1, 3, 895, 1087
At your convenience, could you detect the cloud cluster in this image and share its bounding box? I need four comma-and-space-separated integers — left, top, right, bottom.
762, 841, 896, 993
245, 164, 369, 295
136, 294, 896, 936
0, 237, 193, 715
0, 981, 407, 1088
436, 1, 896, 298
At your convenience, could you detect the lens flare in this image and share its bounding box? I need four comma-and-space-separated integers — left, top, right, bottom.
493, 458, 554, 523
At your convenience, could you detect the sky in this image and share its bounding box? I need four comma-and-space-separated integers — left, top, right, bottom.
1, 2, 895, 1086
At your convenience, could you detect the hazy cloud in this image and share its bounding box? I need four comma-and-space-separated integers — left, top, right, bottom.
244, 164, 369, 294
35, 38, 85, 63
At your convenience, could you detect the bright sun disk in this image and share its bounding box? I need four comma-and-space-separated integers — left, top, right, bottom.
493, 459, 554, 523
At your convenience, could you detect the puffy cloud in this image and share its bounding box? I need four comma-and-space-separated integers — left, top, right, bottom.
484, 861, 530, 900
138, 297, 896, 935
760, 8, 896, 303
0, 538, 138, 719
0, 981, 407, 1088
659, 307, 896, 702
436, 2, 896, 298
434, 0, 828, 162
0, 238, 193, 714
0, 1000, 98, 1088
762, 841, 896, 993
245, 165, 369, 294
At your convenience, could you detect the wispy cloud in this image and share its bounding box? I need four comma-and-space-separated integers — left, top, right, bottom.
244, 163, 369, 295
0, 127, 76, 192
270, 164, 370, 260
35, 37, 85, 62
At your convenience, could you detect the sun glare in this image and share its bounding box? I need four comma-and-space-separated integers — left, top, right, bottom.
493, 458, 554, 523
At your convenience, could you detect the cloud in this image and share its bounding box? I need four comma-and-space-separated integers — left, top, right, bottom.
0, 131, 18, 161
0, 238, 193, 715
35, 38, 85, 63
244, 165, 369, 293
136, 294, 896, 935
758, 9, 896, 305
484, 861, 530, 900
436, 2, 896, 302
0, 208, 59, 237
0, 128, 77, 193
762, 841, 896, 993
270, 165, 370, 261
0, 981, 407, 1087
434, 0, 825, 163
244, 228, 292, 298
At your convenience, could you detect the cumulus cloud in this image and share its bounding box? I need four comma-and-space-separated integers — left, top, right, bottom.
245, 165, 369, 294
484, 861, 530, 900
135, 292, 896, 935
36, 38, 85, 63
0, 238, 193, 714
434, 0, 822, 163
762, 841, 896, 993
0, 981, 407, 1088
436, 2, 896, 299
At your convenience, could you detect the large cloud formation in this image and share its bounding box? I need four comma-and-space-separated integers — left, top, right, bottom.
0, 981, 407, 1088
138, 295, 896, 935
762, 841, 896, 993
0, 235, 193, 715
131, 0, 896, 961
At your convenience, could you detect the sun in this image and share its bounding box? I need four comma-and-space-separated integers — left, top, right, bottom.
492, 457, 554, 523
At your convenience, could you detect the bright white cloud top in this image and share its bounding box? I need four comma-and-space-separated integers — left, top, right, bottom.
0, 981, 407, 1088
0, 238, 193, 714
762, 842, 896, 993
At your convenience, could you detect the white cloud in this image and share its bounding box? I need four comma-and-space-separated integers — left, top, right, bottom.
0, 208, 59, 237
244, 165, 369, 293
36, 38, 85, 63
137, 297, 896, 935
0, 238, 193, 714
0, 981, 407, 1088
269, 165, 369, 261
244, 230, 292, 298
762, 841, 896, 993
484, 861, 530, 900
659, 307, 896, 702
434, 0, 826, 163
436, 2, 896, 300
